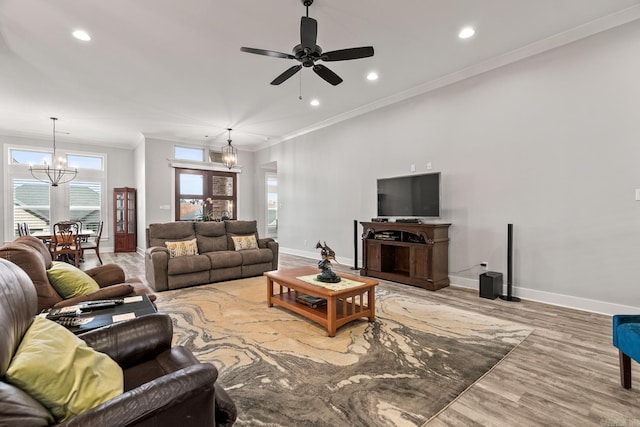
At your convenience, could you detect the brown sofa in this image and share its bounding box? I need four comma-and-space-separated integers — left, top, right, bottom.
145, 220, 278, 292
0, 257, 237, 426
0, 236, 154, 312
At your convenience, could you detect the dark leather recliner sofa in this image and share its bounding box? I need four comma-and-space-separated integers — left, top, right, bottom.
0, 257, 237, 426
0, 236, 154, 312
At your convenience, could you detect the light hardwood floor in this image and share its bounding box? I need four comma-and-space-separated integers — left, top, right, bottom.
84, 252, 640, 426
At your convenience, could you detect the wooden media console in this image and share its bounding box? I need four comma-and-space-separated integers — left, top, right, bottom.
360, 221, 451, 291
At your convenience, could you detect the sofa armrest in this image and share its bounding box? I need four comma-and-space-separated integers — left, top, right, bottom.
145, 247, 170, 292
52, 284, 135, 308
85, 264, 126, 288
78, 313, 173, 369
259, 239, 279, 270
58, 363, 218, 427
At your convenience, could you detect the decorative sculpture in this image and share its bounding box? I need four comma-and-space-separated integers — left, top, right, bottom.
315, 241, 341, 283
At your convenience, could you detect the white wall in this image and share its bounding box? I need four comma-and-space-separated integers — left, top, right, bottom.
134, 135, 146, 252
140, 137, 255, 247
253, 20, 640, 314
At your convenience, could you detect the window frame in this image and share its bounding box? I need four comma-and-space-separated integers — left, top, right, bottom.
174, 168, 237, 221
4, 143, 108, 240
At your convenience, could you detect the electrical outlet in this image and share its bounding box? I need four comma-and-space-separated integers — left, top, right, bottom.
481, 262, 488, 270
304, 239, 307, 247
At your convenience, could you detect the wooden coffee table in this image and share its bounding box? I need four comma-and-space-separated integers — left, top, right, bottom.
264, 266, 378, 337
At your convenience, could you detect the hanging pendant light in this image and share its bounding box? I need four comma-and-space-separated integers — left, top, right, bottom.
221, 128, 238, 169
29, 117, 77, 187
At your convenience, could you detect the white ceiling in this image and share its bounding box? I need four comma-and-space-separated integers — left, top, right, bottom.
1, 0, 640, 151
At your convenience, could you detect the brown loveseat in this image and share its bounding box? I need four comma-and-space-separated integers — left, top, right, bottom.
0, 236, 154, 312
145, 220, 278, 292
0, 257, 237, 426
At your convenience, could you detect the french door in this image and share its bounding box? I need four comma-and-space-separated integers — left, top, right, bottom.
174, 168, 237, 221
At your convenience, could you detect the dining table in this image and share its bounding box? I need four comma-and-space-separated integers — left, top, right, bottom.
31, 229, 96, 264
31, 229, 96, 242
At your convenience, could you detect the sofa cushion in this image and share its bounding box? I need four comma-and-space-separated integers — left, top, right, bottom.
0, 242, 63, 311
239, 248, 274, 265
225, 220, 260, 250
14, 236, 53, 268
195, 222, 229, 253
165, 238, 199, 258
231, 235, 258, 251
5, 316, 123, 422
224, 220, 258, 235
147, 222, 195, 248
46, 261, 100, 299
206, 251, 243, 269
167, 254, 211, 275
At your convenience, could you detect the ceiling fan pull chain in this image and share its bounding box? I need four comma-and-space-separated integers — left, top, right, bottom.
299, 71, 303, 100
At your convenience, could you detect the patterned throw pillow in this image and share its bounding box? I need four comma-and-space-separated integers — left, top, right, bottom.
231, 235, 258, 251
165, 238, 199, 258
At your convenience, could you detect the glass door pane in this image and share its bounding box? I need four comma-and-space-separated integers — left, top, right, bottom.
178, 172, 204, 221
128, 192, 135, 232
116, 193, 125, 232
266, 172, 278, 238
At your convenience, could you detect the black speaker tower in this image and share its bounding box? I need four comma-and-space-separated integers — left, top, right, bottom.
499, 223, 521, 302
351, 219, 360, 270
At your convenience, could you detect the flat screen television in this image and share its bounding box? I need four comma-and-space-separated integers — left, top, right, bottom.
377, 172, 440, 217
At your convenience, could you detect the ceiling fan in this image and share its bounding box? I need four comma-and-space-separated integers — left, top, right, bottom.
240, 0, 374, 86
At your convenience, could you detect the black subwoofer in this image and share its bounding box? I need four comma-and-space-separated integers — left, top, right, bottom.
479, 271, 502, 300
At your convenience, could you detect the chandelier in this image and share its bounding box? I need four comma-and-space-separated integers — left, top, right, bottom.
221, 128, 238, 169
29, 117, 77, 187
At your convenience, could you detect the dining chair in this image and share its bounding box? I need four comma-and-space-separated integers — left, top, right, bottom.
50, 221, 81, 267
17, 222, 30, 237
81, 220, 104, 265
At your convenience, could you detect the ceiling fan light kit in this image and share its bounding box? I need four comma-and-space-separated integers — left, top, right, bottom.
240, 0, 374, 86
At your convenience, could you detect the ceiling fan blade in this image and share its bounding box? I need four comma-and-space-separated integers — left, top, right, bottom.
313, 64, 343, 86
240, 47, 295, 60
322, 46, 375, 62
271, 65, 302, 85
300, 16, 317, 51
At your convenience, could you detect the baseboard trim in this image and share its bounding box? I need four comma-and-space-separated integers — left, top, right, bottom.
449, 275, 640, 316
281, 247, 355, 268
281, 249, 640, 315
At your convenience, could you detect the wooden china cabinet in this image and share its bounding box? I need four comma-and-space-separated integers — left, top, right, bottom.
113, 187, 137, 252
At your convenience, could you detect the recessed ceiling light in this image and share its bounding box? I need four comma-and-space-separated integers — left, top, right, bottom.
367, 72, 379, 81
458, 27, 475, 39
310, 99, 320, 107
72, 30, 91, 41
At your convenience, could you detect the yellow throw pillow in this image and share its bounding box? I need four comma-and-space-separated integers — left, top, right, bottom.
232, 235, 258, 251
46, 261, 100, 299
165, 238, 199, 258
5, 316, 123, 422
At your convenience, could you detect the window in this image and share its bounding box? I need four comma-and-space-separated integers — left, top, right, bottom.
69, 181, 102, 232
5, 145, 106, 238
175, 146, 204, 162
10, 149, 52, 166
67, 155, 103, 170
175, 168, 236, 221
266, 172, 278, 238
13, 179, 50, 234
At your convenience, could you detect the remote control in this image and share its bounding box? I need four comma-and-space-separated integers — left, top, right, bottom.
79, 299, 124, 311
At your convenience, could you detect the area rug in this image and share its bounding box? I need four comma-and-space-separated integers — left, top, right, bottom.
155, 277, 533, 427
